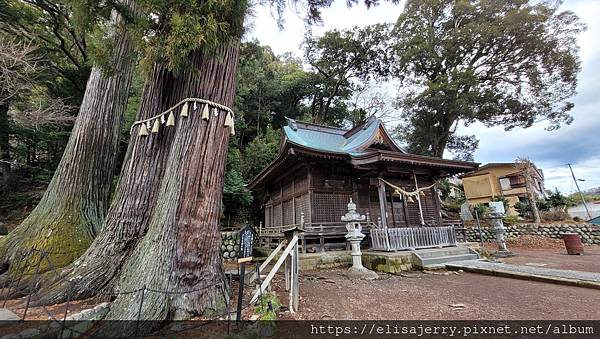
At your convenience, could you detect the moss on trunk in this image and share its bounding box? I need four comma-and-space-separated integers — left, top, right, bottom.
37, 45, 240, 326
0, 8, 136, 285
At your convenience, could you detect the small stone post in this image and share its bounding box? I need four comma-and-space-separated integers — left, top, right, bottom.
342, 199, 378, 280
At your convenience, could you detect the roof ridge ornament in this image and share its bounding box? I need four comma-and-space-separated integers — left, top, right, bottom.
286, 117, 298, 131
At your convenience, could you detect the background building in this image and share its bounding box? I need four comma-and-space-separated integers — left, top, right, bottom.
461, 163, 545, 215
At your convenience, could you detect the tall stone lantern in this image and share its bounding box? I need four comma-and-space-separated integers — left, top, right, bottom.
342, 199, 378, 280
488, 201, 515, 258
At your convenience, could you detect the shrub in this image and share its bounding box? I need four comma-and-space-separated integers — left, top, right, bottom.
502, 214, 520, 225
472, 203, 489, 217
255, 292, 281, 320
540, 210, 571, 222
443, 198, 462, 213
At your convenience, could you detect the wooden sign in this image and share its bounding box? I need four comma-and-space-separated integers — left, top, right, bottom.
237, 224, 257, 263
236, 223, 257, 321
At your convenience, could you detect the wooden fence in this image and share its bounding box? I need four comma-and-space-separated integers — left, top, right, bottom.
260, 221, 377, 252
370, 225, 457, 251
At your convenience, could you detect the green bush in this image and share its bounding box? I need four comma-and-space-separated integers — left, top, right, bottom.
502, 214, 519, 225
514, 201, 532, 218
540, 210, 571, 222
255, 292, 281, 320
472, 203, 489, 217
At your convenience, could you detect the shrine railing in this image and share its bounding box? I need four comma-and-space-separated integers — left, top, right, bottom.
370, 225, 457, 251
260, 221, 377, 238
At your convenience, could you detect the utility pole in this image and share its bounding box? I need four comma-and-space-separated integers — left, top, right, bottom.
568, 163, 592, 220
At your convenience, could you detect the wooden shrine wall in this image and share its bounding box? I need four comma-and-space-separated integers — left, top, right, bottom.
263, 162, 442, 229
309, 165, 353, 223
264, 166, 310, 229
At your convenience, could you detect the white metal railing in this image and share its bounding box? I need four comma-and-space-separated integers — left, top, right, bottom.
370, 226, 457, 251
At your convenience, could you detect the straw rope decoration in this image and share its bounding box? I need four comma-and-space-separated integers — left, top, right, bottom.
130, 98, 235, 137
378, 177, 437, 203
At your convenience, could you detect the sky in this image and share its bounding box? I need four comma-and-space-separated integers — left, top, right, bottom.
246, 0, 600, 195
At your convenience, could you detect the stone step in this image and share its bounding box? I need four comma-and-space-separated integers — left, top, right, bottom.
0, 308, 21, 321
414, 247, 472, 259
422, 263, 447, 270
421, 254, 479, 266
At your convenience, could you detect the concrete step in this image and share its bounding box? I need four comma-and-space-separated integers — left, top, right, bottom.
421, 253, 479, 266
414, 247, 472, 259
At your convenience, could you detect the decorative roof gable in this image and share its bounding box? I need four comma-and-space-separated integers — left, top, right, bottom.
282, 117, 403, 156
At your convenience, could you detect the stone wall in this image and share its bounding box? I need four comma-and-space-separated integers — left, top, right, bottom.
297, 251, 417, 273
221, 231, 241, 260
465, 223, 600, 245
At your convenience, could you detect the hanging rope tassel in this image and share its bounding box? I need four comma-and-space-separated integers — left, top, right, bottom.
406, 195, 415, 203
224, 111, 235, 136
180, 102, 189, 118
166, 112, 175, 127
224, 111, 233, 127
151, 119, 160, 133
201, 104, 210, 120
138, 123, 149, 136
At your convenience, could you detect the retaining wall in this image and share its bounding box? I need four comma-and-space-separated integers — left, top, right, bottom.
221, 231, 241, 260
466, 223, 600, 245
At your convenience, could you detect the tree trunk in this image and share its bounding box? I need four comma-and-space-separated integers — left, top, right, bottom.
0, 100, 10, 188
0, 10, 135, 281
431, 131, 448, 158
38, 44, 240, 326
525, 170, 541, 223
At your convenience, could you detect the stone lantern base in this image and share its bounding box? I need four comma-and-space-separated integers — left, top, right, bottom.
346, 266, 379, 280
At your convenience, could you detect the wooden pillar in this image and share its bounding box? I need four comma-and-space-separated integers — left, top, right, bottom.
377, 177, 388, 228
319, 224, 325, 252
307, 164, 314, 225
387, 189, 397, 227
291, 176, 296, 225
413, 172, 425, 225
432, 184, 443, 227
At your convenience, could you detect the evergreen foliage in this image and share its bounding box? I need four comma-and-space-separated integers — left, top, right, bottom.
392, 0, 585, 159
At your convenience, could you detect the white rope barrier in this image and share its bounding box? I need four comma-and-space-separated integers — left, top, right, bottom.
378, 177, 437, 196
129, 97, 235, 136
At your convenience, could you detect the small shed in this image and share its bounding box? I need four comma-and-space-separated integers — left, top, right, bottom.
248, 117, 478, 252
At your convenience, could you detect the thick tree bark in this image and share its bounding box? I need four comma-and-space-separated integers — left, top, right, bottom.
0, 10, 135, 282
38, 44, 240, 325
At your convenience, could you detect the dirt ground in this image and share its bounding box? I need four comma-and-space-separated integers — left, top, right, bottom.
272, 269, 600, 320
5, 244, 600, 322
482, 240, 600, 272
499, 247, 600, 272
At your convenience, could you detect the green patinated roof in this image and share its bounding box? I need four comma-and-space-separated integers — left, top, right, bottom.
282, 117, 403, 156
247, 117, 479, 190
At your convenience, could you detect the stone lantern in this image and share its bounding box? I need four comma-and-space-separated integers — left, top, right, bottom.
487, 201, 514, 258
342, 199, 378, 280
